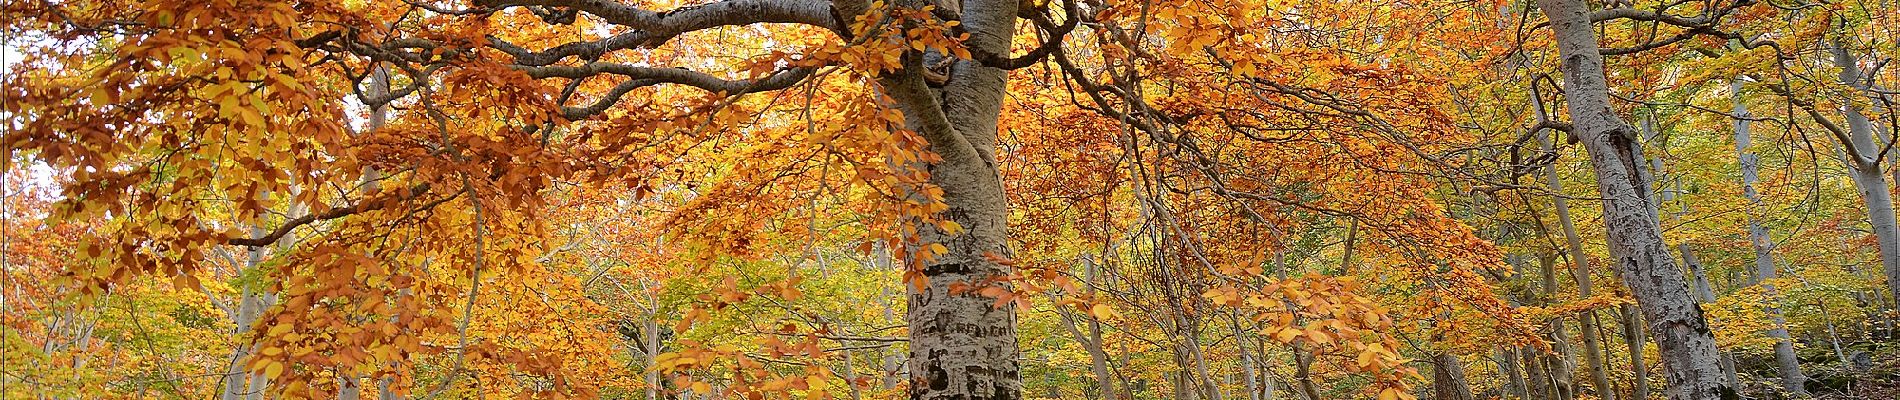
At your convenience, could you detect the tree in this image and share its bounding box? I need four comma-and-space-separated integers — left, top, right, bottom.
1531, 0, 1732, 398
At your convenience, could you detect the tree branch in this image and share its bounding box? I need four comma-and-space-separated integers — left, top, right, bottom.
226, 184, 432, 247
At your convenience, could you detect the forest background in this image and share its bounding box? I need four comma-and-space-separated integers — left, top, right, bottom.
2, 0, 1899, 399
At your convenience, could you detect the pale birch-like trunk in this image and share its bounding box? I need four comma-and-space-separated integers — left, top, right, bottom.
217, 252, 269, 400
1058, 258, 1119, 400
1235, 315, 1261, 400
646, 292, 663, 400
1618, 304, 1648, 400
1541, 130, 1615, 400
1533, 0, 1732, 397
1829, 44, 1900, 309
1538, 254, 1578, 400
1732, 78, 1809, 395
875, 0, 1021, 395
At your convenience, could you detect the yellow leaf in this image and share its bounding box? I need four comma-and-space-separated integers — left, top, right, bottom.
1274, 327, 1302, 343
1375, 388, 1397, 400
1090, 304, 1115, 320
263, 361, 285, 380
172, 273, 201, 291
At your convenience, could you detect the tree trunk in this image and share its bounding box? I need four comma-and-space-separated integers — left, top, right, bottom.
1619, 304, 1649, 400
1532, 0, 1733, 398
886, 0, 1021, 397
1063, 258, 1119, 400
1522, 345, 1551, 400
1829, 44, 1900, 309
218, 278, 267, 400
1733, 78, 1810, 396
1432, 353, 1475, 400
1543, 128, 1616, 400
1497, 347, 1528, 399
646, 292, 663, 400
1538, 254, 1578, 400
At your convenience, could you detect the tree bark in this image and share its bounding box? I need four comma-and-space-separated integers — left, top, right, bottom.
1538, 254, 1578, 400
1062, 258, 1119, 400
1522, 345, 1552, 400
1733, 78, 1810, 396
1542, 128, 1616, 400
1532, 0, 1733, 398
1496, 347, 1528, 399
1432, 353, 1475, 400
1828, 44, 1900, 309
1619, 304, 1649, 400
885, 0, 1021, 397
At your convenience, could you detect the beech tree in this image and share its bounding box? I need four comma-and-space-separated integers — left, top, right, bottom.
4, 0, 1899, 399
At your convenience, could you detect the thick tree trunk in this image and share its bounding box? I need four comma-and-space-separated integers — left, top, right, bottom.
1533, 0, 1733, 398
1733, 78, 1810, 396
1497, 347, 1528, 399
1432, 353, 1475, 400
888, 0, 1021, 397
901, 167, 1016, 400
1542, 130, 1616, 400
1829, 44, 1900, 308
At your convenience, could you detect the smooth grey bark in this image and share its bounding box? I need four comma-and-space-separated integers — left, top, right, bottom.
1733, 78, 1810, 396
1231, 311, 1259, 400
1817, 298, 1849, 365
1533, 0, 1733, 398
1537, 254, 1578, 400
1619, 304, 1648, 400
1828, 44, 1900, 309
1541, 130, 1615, 400
1060, 258, 1119, 400
645, 293, 663, 400
878, 0, 1021, 397
217, 247, 270, 400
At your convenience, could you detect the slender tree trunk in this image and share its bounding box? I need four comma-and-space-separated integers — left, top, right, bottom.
1188, 329, 1224, 400
1733, 78, 1810, 396
1497, 347, 1528, 399
1543, 129, 1616, 400
218, 276, 267, 400
1539, 254, 1578, 400
1620, 304, 1649, 400
646, 293, 663, 400
1225, 311, 1259, 400
1293, 349, 1320, 400
1533, 0, 1733, 398
1064, 258, 1118, 400
1817, 299, 1849, 365
1523, 345, 1552, 400
1829, 44, 1900, 309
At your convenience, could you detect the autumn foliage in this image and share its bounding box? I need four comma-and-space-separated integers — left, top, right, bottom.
2, 0, 1899, 399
